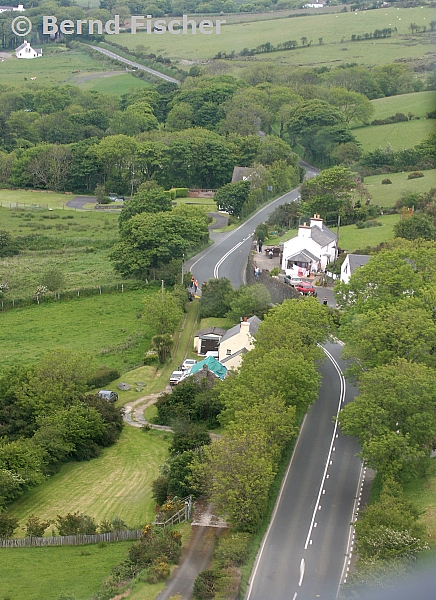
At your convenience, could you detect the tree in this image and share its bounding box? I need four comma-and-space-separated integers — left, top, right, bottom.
110, 208, 208, 279
152, 333, 174, 364
214, 180, 250, 217
338, 359, 436, 480
199, 278, 235, 318
0, 512, 19, 539
327, 88, 374, 125
56, 512, 97, 536
394, 214, 436, 241
118, 185, 172, 228
300, 165, 357, 218
340, 298, 436, 370
25, 514, 51, 537
226, 284, 271, 321
146, 290, 184, 336
166, 102, 195, 131
169, 422, 211, 455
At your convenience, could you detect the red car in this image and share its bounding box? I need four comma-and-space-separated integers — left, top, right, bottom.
295, 281, 316, 296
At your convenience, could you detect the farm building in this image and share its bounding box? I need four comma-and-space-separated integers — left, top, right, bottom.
15, 40, 42, 59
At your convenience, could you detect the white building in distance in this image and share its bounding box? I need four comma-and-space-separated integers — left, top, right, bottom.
15, 40, 43, 59
0, 4, 25, 13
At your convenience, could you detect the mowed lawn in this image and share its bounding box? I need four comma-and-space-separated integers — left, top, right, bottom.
0, 189, 75, 210
0, 288, 154, 371
364, 169, 436, 208
0, 541, 134, 600
353, 118, 433, 152
8, 426, 170, 536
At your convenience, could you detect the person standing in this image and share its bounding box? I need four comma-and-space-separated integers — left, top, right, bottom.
190, 275, 195, 288
258, 239, 263, 253
323, 297, 328, 306
194, 280, 198, 293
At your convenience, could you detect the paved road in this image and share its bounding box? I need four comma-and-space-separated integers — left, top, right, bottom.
186, 163, 319, 290
89, 45, 181, 84
246, 341, 363, 600
66, 196, 96, 209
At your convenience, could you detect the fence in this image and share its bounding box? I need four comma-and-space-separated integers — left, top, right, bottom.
0, 528, 143, 548
246, 254, 300, 304
0, 280, 145, 311
154, 496, 193, 528
2, 203, 49, 211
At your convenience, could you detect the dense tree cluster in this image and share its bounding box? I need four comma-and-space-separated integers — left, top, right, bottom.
336, 238, 436, 587
0, 350, 124, 510
199, 278, 271, 321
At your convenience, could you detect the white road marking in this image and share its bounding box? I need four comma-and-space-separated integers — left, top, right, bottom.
299, 558, 305, 586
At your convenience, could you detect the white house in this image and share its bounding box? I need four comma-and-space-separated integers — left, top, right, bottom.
340, 254, 370, 284
281, 214, 337, 276
15, 40, 43, 59
218, 315, 261, 371
0, 4, 25, 13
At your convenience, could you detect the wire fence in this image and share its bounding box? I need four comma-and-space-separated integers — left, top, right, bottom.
0, 280, 145, 311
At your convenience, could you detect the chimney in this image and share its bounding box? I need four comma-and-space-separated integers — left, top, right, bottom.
298, 221, 311, 238
310, 214, 323, 229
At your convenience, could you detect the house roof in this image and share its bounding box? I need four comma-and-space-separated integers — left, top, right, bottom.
194, 327, 227, 338
310, 225, 337, 248
219, 315, 261, 345
189, 356, 227, 380
347, 253, 370, 273
231, 166, 255, 183
15, 41, 27, 52
286, 249, 319, 263
220, 347, 248, 364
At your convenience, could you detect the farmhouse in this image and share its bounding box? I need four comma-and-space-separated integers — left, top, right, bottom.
15, 40, 43, 59
218, 316, 261, 370
340, 253, 370, 284
281, 214, 337, 276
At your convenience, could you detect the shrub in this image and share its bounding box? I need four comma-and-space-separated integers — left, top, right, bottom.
147, 559, 170, 583
193, 569, 218, 600
0, 512, 19, 539
88, 365, 121, 389
381, 178, 392, 184
214, 533, 250, 568
56, 512, 97, 536
143, 350, 159, 365
407, 171, 424, 179
172, 188, 189, 198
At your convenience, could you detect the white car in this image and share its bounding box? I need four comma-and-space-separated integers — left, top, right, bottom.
181, 359, 197, 371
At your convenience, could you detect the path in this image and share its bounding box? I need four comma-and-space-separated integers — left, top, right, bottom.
66, 195, 96, 209
89, 45, 181, 84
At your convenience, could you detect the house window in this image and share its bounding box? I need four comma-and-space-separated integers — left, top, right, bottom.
226, 349, 231, 356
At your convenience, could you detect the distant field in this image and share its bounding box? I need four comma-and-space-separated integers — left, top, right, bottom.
77, 70, 152, 94
0, 189, 75, 210
0, 46, 123, 87
369, 91, 436, 121
8, 426, 170, 535
115, 6, 433, 66
336, 214, 400, 252
353, 118, 434, 152
364, 169, 436, 208
0, 541, 134, 600
0, 288, 153, 370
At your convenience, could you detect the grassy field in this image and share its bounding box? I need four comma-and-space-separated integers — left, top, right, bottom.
0, 541, 135, 600
336, 214, 400, 252
115, 6, 433, 66
369, 91, 436, 121
364, 168, 436, 208
8, 425, 170, 535
0, 189, 76, 210
0, 45, 123, 86
0, 287, 154, 371
353, 118, 434, 152
77, 70, 152, 94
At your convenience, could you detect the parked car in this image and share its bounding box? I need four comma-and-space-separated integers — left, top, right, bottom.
295, 282, 317, 296
181, 359, 197, 371
287, 275, 303, 287
98, 390, 118, 403
170, 370, 184, 386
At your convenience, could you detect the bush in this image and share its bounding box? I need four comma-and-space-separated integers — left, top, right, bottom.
56, 512, 97, 536
193, 569, 218, 600
147, 559, 170, 583
172, 188, 189, 198
143, 350, 159, 365
87, 366, 121, 389
407, 171, 424, 179
0, 512, 19, 539
381, 178, 392, 184
214, 533, 250, 568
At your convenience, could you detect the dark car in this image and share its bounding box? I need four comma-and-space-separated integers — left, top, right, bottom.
295, 282, 316, 296
98, 390, 118, 403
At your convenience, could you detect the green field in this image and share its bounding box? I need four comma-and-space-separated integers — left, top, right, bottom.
353, 118, 435, 152
336, 213, 400, 252
0, 541, 135, 600
115, 6, 433, 67
364, 169, 436, 208
0, 46, 123, 86
370, 91, 436, 121
0, 288, 154, 370
0, 189, 76, 210
8, 425, 169, 535
77, 70, 153, 94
